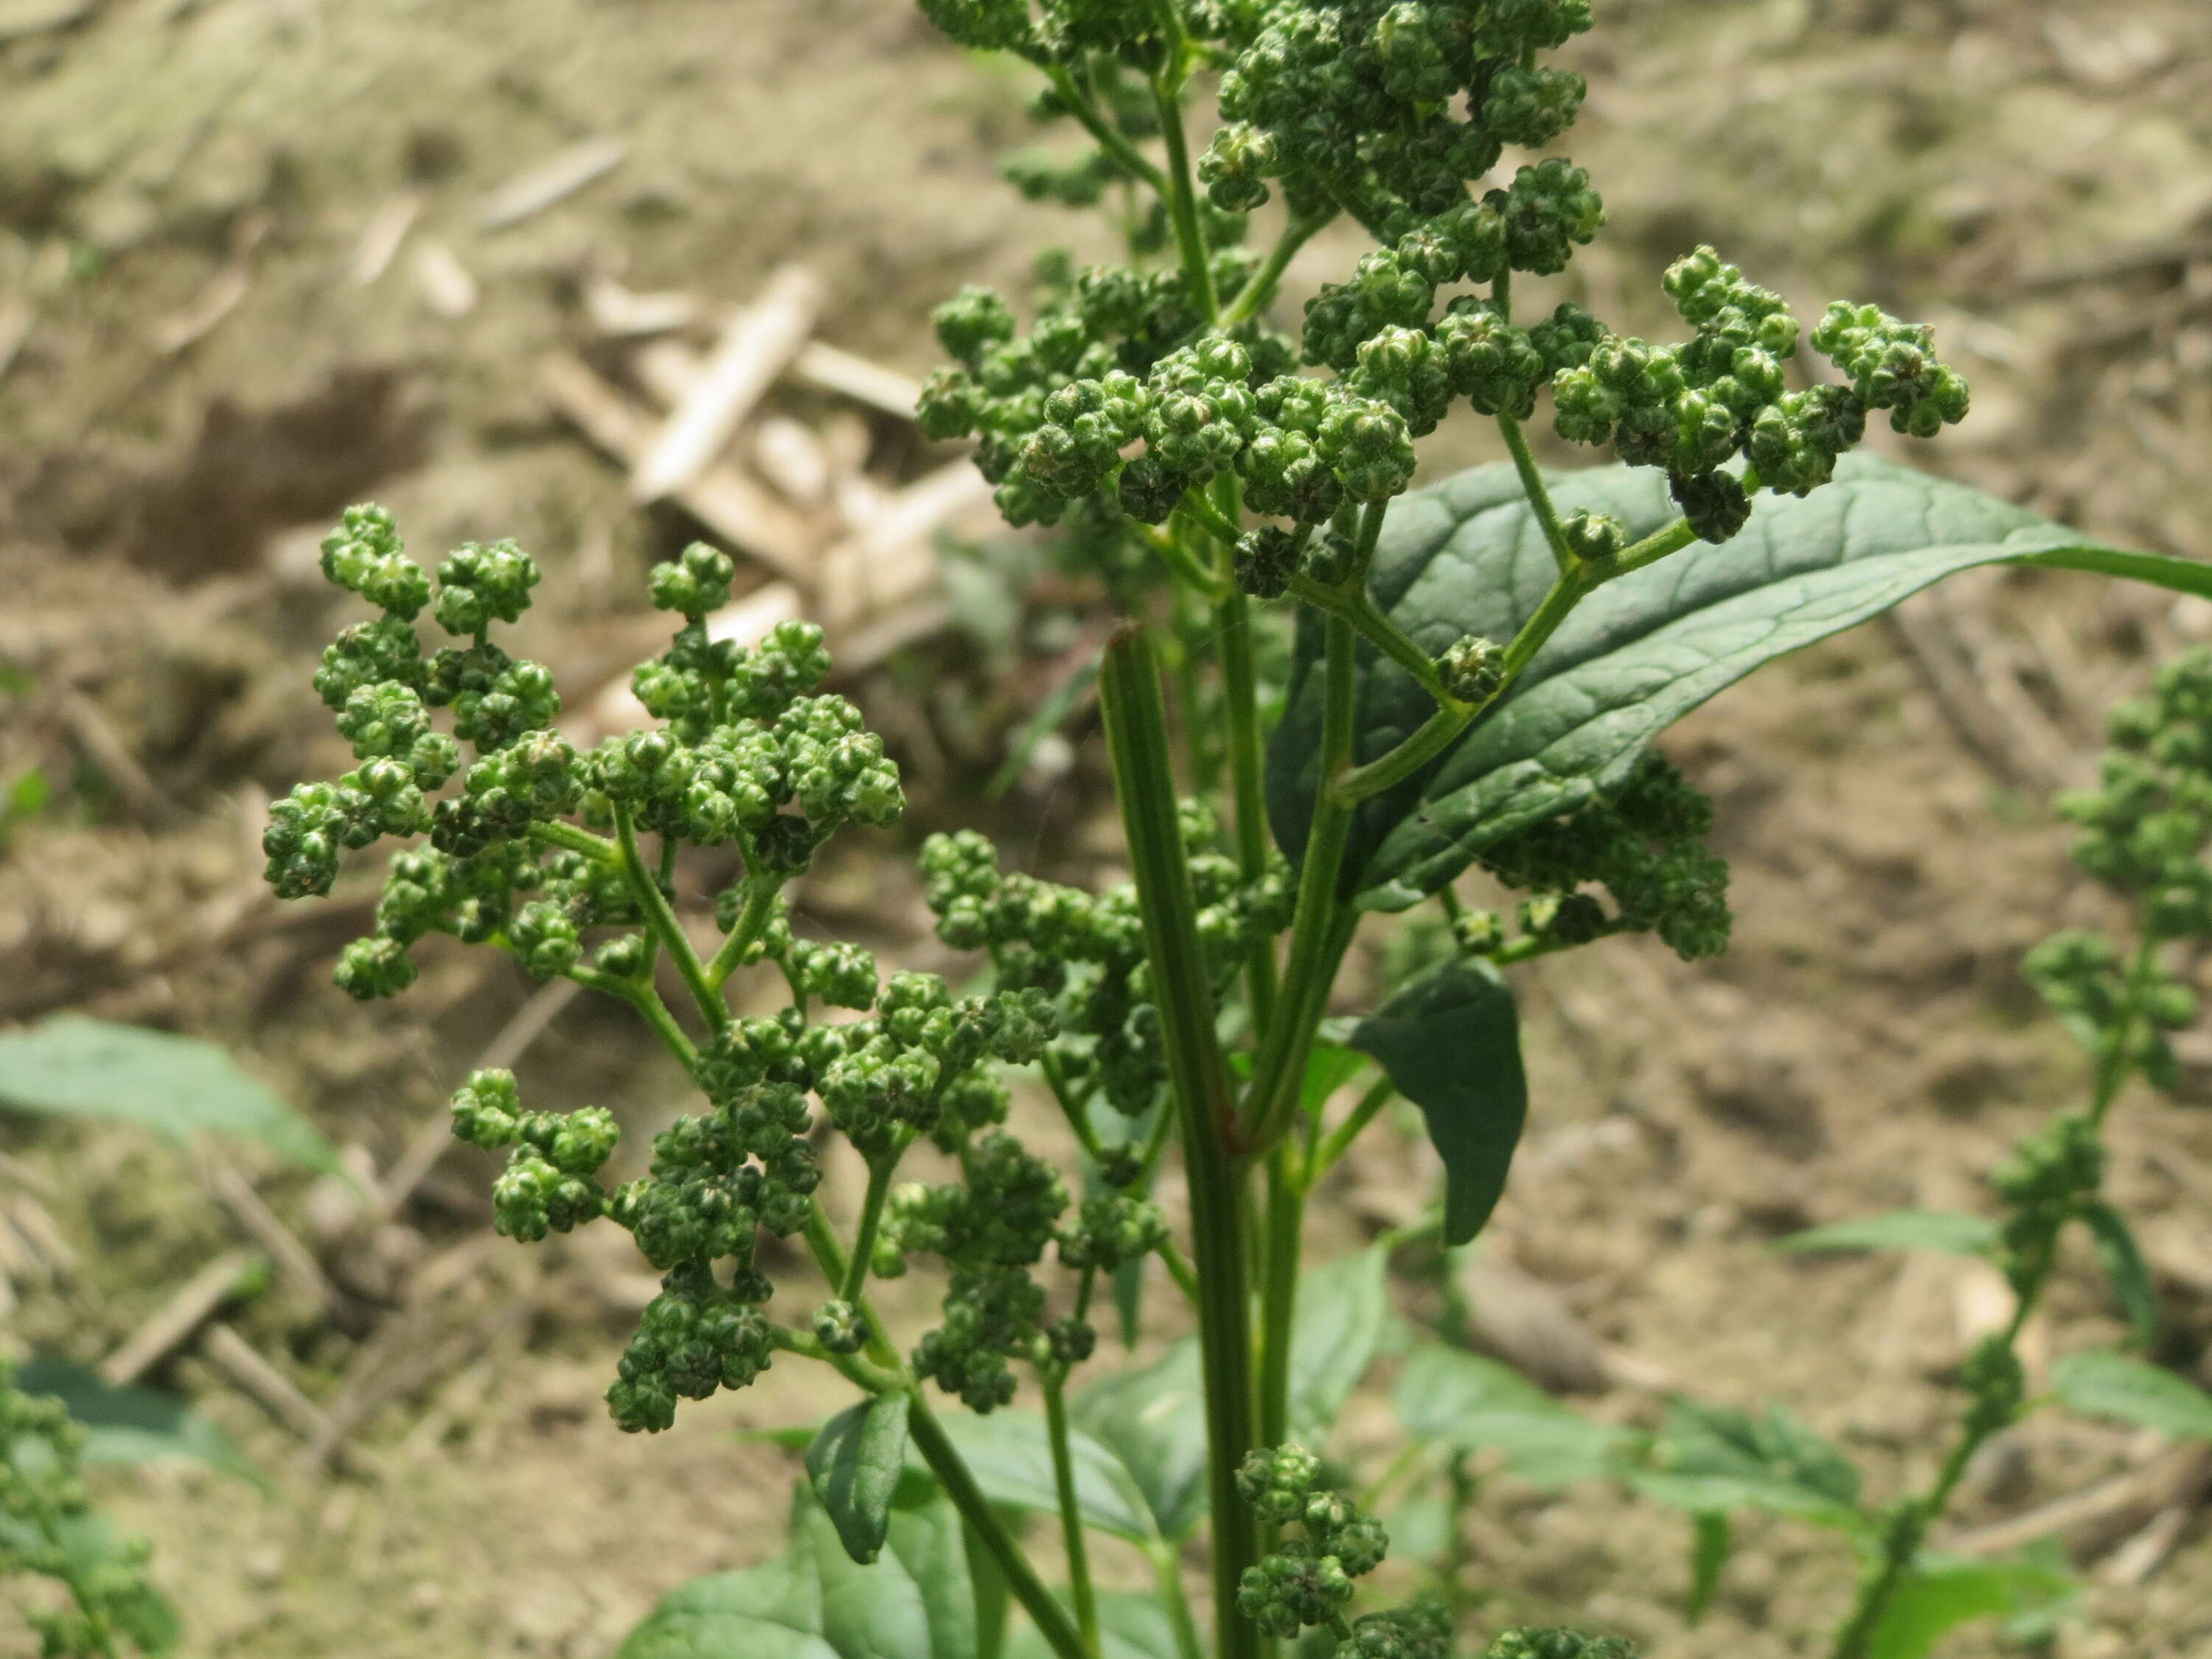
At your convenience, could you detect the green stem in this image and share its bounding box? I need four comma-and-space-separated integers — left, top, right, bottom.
570, 964, 700, 1073
1043, 1373, 1103, 1657
1177, 489, 1243, 552
1149, 69, 1217, 321
1221, 209, 1336, 328
1332, 568, 1593, 806
611, 799, 728, 1034
1140, 524, 1231, 597
842, 1147, 901, 1304
909, 1397, 1094, 1659
1044, 65, 1169, 195
705, 875, 779, 991
1498, 415, 1575, 574
1287, 572, 1455, 704
1215, 578, 1281, 1036
1309, 1074, 1398, 1182
1150, 1543, 1207, 1659
1257, 1145, 1307, 1448
1097, 624, 1261, 1659
1242, 613, 1361, 1150
529, 818, 617, 862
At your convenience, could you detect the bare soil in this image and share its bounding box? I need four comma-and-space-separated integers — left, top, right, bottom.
3, 1, 2211, 1655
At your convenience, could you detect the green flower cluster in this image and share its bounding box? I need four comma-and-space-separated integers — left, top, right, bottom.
1, 1361, 174, 1657
1481, 1631, 1636, 1659
921, 813, 1289, 1123
1552, 249, 1968, 543
267, 512, 901, 1005
1467, 752, 1731, 960
1986, 1110, 2104, 1299
2059, 648, 2212, 935
1233, 1444, 1391, 1639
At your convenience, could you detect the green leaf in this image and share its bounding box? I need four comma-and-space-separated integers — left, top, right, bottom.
2050, 1351, 2212, 1441
17, 1357, 262, 1489
1266, 454, 2212, 910
1288, 1242, 1391, 1438
924, 1407, 1160, 1543
2079, 1203, 2160, 1349
618, 1482, 975, 1659
1775, 1211, 1999, 1258
1630, 1397, 1865, 1533
0, 1016, 340, 1175
1685, 1511, 1731, 1627
1868, 1551, 2075, 1659
1076, 1252, 1391, 1540
1298, 1041, 1370, 1118
1390, 1345, 1623, 1487
807, 1393, 912, 1565
1004, 1593, 1181, 1659
1350, 961, 1526, 1245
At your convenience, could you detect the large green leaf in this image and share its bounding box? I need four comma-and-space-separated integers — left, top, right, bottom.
2050, 1351, 2212, 1441
1074, 1248, 1391, 1541
1867, 1551, 2075, 1659
1628, 1397, 1866, 1534
1775, 1211, 1998, 1258
618, 1484, 974, 1659
1072, 1343, 1208, 1542
925, 1407, 1161, 1543
18, 1357, 262, 1489
807, 1393, 912, 1565
1349, 961, 1525, 1245
1004, 1593, 1182, 1659
1391, 1345, 1623, 1487
0, 1016, 339, 1174
1266, 455, 2212, 910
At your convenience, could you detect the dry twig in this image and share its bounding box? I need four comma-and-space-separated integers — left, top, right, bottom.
99, 1249, 259, 1387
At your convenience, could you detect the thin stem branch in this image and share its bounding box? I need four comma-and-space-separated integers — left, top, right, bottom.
705, 876, 779, 991
611, 799, 727, 1035
1215, 575, 1281, 1036
842, 1147, 901, 1304
1150, 1543, 1207, 1659
1309, 1074, 1398, 1183
1044, 66, 1169, 195
1221, 209, 1337, 328
910, 1397, 1094, 1659
1139, 524, 1231, 599
1287, 572, 1455, 704
1043, 1373, 1102, 1657
1498, 415, 1576, 574
1149, 67, 1217, 321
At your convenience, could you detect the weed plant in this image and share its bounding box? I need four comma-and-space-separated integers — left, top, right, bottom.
229, 3, 2212, 1657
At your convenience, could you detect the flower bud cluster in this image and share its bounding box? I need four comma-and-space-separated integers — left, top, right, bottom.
269, 509, 905, 1007
1481, 1631, 1636, 1659
1, 1360, 170, 1657
1338, 1603, 1456, 1659
1234, 1443, 1392, 1638
888, 1132, 1071, 1411
921, 819, 1288, 1119
1988, 1110, 2104, 1297
1472, 752, 1731, 961
2058, 648, 2212, 937
1552, 248, 1966, 541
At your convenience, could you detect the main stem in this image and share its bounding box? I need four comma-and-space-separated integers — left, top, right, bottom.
1098, 625, 1262, 1659
1256, 1146, 1307, 1448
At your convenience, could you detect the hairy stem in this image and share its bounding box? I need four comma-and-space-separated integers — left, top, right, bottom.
1098, 624, 1261, 1659
1043, 1373, 1103, 1657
